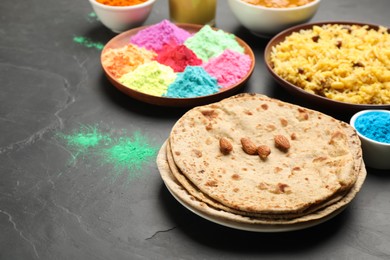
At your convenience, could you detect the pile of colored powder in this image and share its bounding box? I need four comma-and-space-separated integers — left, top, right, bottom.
119, 61, 177, 96
202, 49, 252, 88
164, 66, 220, 98
156, 44, 203, 72
184, 25, 244, 62
101, 20, 252, 98
130, 19, 192, 52
354, 111, 390, 143
102, 44, 156, 78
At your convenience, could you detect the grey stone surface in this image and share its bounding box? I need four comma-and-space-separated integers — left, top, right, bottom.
0, 0, 389, 259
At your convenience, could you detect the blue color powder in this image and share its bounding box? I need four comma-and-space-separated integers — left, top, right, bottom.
354, 111, 390, 143
164, 66, 220, 98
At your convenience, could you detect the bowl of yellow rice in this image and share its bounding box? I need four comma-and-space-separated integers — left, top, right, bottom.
265, 21, 390, 112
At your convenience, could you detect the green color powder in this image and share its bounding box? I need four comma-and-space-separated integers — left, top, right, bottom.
184, 25, 244, 62
88, 12, 97, 19
87, 12, 99, 22
101, 132, 158, 175
57, 125, 158, 180
73, 36, 104, 50
119, 61, 177, 96
57, 125, 111, 152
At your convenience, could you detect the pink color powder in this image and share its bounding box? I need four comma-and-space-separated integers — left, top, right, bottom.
202, 49, 252, 88
130, 19, 192, 52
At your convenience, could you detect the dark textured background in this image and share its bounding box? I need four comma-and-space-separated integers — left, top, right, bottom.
0, 0, 389, 259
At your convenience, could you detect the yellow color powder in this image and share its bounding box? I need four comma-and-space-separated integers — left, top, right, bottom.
119, 61, 177, 96
102, 44, 156, 79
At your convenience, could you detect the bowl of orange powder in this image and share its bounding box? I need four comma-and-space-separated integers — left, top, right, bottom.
88, 0, 156, 33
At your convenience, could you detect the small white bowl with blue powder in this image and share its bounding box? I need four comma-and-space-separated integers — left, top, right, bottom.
350, 110, 390, 170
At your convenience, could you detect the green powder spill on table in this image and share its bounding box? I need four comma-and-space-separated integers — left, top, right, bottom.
56, 125, 111, 163
56, 125, 158, 181
101, 131, 158, 180
73, 36, 104, 50
58, 125, 111, 150
86, 12, 99, 22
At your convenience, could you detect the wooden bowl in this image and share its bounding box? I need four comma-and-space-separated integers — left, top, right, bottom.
101, 23, 255, 107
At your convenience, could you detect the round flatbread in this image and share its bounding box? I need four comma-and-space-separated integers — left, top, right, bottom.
169, 93, 362, 214
166, 139, 354, 219
157, 140, 367, 225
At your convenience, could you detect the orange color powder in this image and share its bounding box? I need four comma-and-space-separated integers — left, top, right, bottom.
102, 44, 157, 79
96, 0, 147, 7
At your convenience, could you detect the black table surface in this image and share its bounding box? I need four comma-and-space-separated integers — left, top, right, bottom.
1, 0, 389, 259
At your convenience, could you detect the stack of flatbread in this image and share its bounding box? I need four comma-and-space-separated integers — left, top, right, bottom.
157, 94, 366, 230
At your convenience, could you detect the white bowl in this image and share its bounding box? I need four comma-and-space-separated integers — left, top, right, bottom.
88, 0, 156, 33
227, 0, 320, 37
350, 110, 390, 170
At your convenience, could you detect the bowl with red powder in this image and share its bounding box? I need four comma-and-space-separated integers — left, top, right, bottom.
101, 20, 255, 107
88, 0, 156, 33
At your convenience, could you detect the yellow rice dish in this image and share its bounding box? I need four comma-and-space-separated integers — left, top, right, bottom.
270, 24, 390, 105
